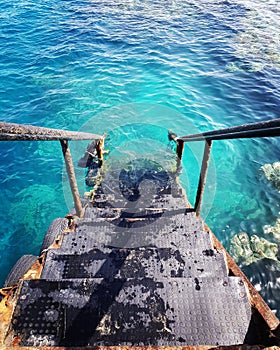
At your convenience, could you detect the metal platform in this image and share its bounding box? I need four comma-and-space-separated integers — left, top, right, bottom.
4, 161, 252, 347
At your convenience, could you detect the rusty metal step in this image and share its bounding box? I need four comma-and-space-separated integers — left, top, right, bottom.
6, 277, 251, 347
41, 246, 228, 280
58, 212, 213, 252
83, 193, 189, 215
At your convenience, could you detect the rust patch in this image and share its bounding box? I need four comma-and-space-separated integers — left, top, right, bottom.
21, 258, 44, 281
48, 238, 63, 250
0, 288, 13, 298
66, 215, 77, 232
11, 335, 21, 347
0, 285, 22, 346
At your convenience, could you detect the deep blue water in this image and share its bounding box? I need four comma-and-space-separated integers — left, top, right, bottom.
0, 0, 280, 315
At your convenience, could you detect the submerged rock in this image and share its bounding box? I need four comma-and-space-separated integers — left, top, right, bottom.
250, 235, 279, 261
231, 1, 280, 72
229, 232, 254, 265
229, 232, 279, 266
226, 61, 264, 73
259, 162, 280, 192
264, 218, 280, 242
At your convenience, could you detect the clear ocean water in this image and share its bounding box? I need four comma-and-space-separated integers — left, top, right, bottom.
0, 0, 280, 315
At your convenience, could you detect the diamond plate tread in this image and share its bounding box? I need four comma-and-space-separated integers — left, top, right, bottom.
41, 246, 228, 280
58, 212, 214, 252
83, 204, 177, 220
84, 194, 189, 219
8, 277, 251, 347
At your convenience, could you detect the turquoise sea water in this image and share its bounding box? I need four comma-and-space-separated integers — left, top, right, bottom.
0, 0, 280, 315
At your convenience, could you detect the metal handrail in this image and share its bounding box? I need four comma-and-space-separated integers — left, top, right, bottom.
0, 122, 102, 141
177, 118, 280, 142
176, 118, 280, 216
0, 122, 104, 217
2, 119, 280, 218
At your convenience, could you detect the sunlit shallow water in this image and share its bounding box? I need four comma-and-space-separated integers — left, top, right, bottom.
0, 0, 280, 316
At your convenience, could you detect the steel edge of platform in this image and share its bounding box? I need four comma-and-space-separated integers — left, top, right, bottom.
0, 345, 277, 350
0, 284, 24, 346
203, 223, 280, 332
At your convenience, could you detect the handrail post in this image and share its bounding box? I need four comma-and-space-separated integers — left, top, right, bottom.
96, 138, 104, 167
60, 140, 83, 218
176, 139, 185, 167
195, 139, 212, 217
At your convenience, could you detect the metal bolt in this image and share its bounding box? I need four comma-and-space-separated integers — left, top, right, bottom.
223, 281, 228, 286
238, 280, 244, 286
240, 292, 245, 298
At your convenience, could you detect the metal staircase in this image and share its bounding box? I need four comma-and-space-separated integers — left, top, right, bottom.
1, 119, 280, 348
5, 166, 251, 347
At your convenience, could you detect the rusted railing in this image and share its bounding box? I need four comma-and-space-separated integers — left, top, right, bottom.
0, 122, 103, 217
176, 118, 280, 216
